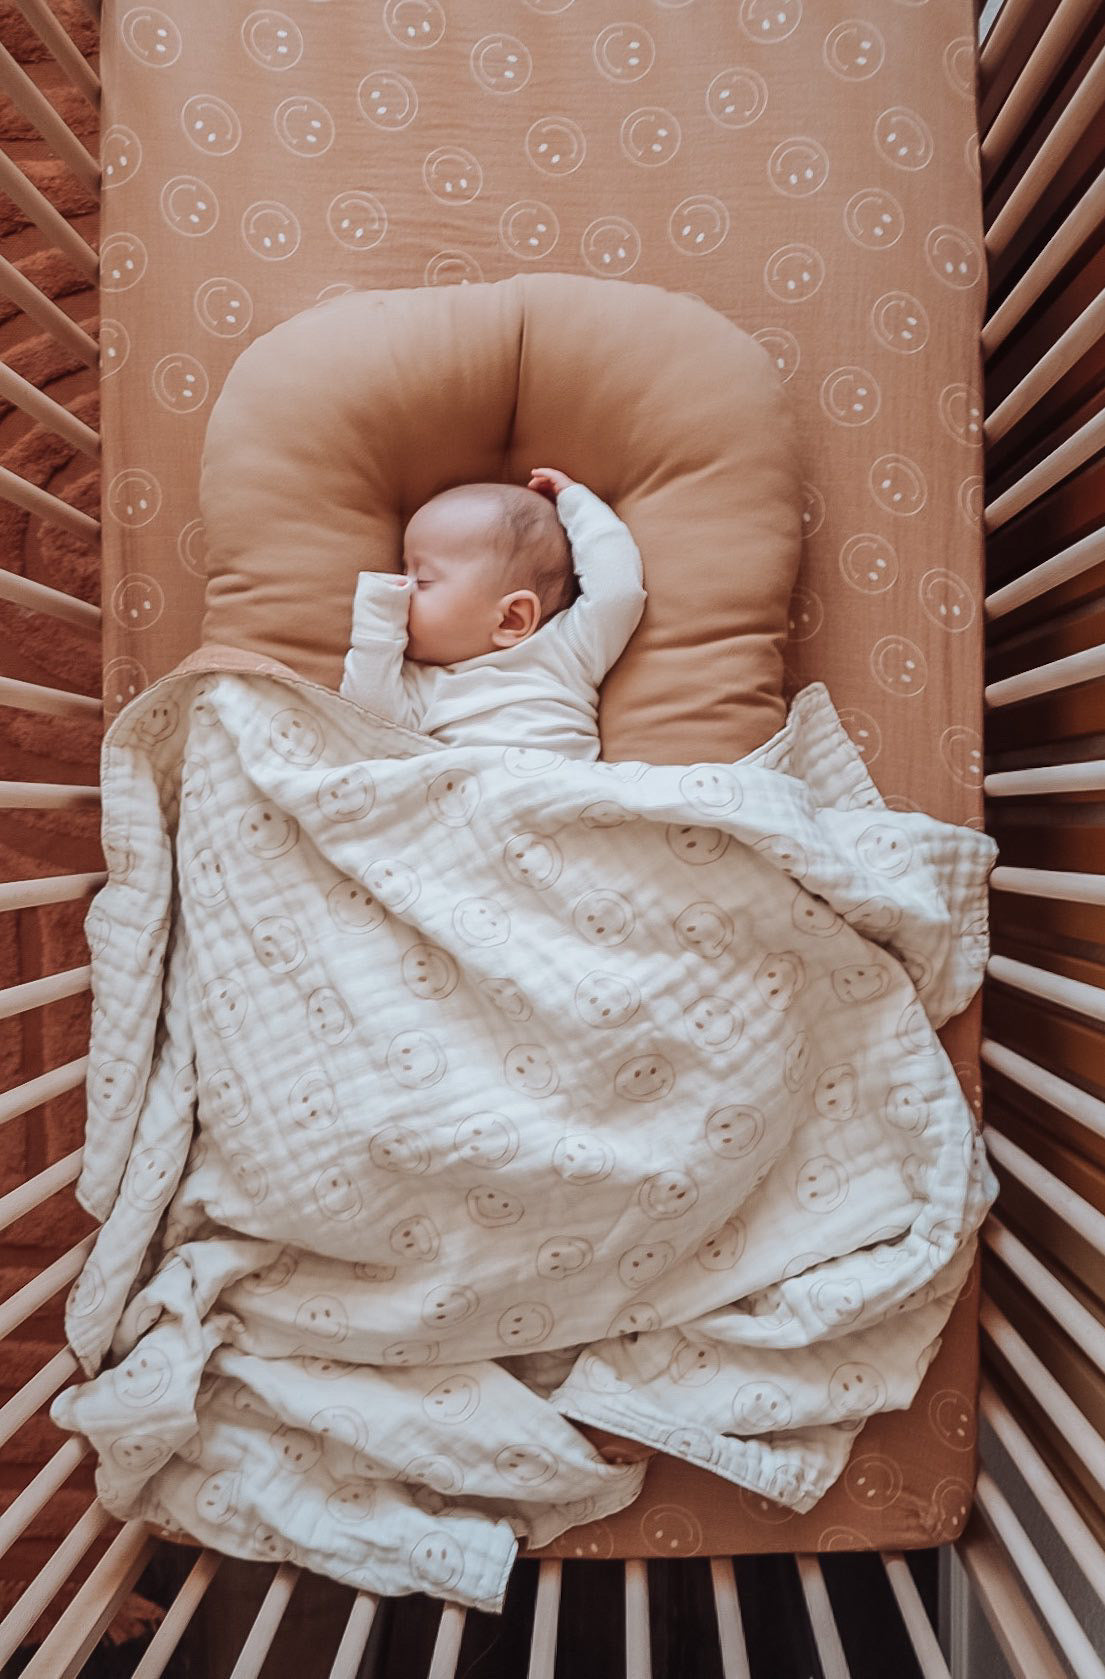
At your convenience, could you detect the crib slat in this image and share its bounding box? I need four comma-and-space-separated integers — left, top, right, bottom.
0, 361, 100, 457
17, 1519, 154, 1679
985, 526, 1105, 619
986, 40, 1105, 261
983, 1385, 1105, 1607
977, 1474, 1105, 1679
427, 1601, 467, 1679
0, 873, 103, 912
987, 955, 1105, 1025
527, 1560, 561, 1679
987, 643, 1105, 706
984, 1126, 1105, 1261
130, 1552, 223, 1679
983, 167, 1105, 355
795, 1556, 851, 1679
983, 1216, 1105, 1379
985, 406, 1105, 531
328, 1592, 379, 1679
0, 150, 99, 278
0, 563, 100, 626
982, 1300, 1105, 1498
0, 252, 98, 365
880, 1555, 952, 1679
624, 1558, 651, 1679
985, 289, 1105, 444
0, 1235, 94, 1341
0, 1147, 81, 1234
0, 1346, 79, 1451
0, 965, 90, 1021
0, 1438, 88, 1563
0, 675, 100, 718
0, 781, 100, 809
980, 0, 1099, 176
985, 761, 1105, 796
0, 1499, 108, 1672
0, 41, 99, 192
981, 1037, 1105, 1139
0, 1056, 88, 1128
708, 1559, 751, 1679
227, 1564, 301, 1679
0, 464, 101, 539
989, 868, 1105, 907
12, 0, 101, 108
957, 1514, 1071, 1679
978, 0, 1033, 83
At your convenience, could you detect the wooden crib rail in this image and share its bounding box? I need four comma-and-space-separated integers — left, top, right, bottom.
1, 0, 1104, 1672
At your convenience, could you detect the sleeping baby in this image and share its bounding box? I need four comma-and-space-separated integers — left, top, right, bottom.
339, 468, 646, 748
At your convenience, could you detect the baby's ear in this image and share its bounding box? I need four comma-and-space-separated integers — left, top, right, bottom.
491, 589, 542, 648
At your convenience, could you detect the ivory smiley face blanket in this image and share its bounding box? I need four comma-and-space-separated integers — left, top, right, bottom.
52, 657, 998, 1609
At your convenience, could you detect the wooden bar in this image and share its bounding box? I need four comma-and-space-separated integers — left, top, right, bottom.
0, 149, 99, 279
0, 1500, 109, 1672
983, 168, 1105, 355
0, 1056, 88, 1127
0, 781, 100, 809
990, 867, 1105, 906
18, 1521, 155, 1679
985, 289, 1105, 444
983, 1126, 1105, 1260
0, 873, 103, 912
426, 1602, 467, 1679
0, 1438, 88, 1564
0, 1235, 95, 1341
527, 1561, 561, 1679
0, 1147, 82, 1235
987, 955, 1105, 1025
984, 1215, 1105, 1380
130, 1553, 223, 1679
985, 408, 1105, 532
0, 565, 100, 628
795, 1556, 850, 1679
624, 1558, 652, 1679
227, 1564, 301, 1679
12, 0, 101, 108
0, 965, 91, 1022
0, 41, 99, 191
0, 1346, 80, 1452
957, 1516, 1073, 1679
328, 1593, 379, 1679
982, 1299, 1105, 1498
981, 1036, 1105, 1140
985, 760, 1105, 795
0, 252, 99, 365
0, 361, 100, 458
881, 1554, 952, 1679
0, 675, 100, 718
0, 463, 101, 540
709, 1559, 752, 1679
980, 0, 1100, 175
986, 644, 1105, 707
975, 1472, 1105, 1679
985, 528, 1105, 620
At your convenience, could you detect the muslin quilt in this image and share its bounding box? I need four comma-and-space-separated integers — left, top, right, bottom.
51, 654, 999, 1610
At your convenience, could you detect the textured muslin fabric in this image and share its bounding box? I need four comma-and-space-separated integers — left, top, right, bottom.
52, 658, 996, 1604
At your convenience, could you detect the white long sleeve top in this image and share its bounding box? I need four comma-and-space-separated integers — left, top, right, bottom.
339, 483, 646, 757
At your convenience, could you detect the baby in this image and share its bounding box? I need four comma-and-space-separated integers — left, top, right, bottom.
339, 468, 646, 753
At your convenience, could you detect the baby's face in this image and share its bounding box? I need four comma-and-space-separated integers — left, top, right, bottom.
402, 495, 510, 666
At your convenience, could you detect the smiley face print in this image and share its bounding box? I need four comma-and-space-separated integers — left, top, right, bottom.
427, 769, 481, 827
497, 1301, 554, 1347
831, 964, 891, 1004
238, 802, 298, 859
453, 896, 511, 946
364, 858, 421, 913
422, 1374, 480, 1425
552, 1133, 615, 1183
466, 1185, 525, 1227
617, 1242, 675, 1288
369, 1124, 430, 1174
453, 1112, 519, 1168
317, 765, 374, 822
754, 952, 806, 1011
638, 1169, 698, 1219
202, 975, 248, 1038
573, 889, 635, 947
313, 1165, 363, 1221
307, 986, 353, 1045
829, 1361, 887, 1419
673, 901, 735, 960
666, 824, 730, 865
478, 976, 532, 1022
697, 1218, 746, 1271
386, 1030, 447, 1088
250, 915, 305, 974
389, 1214, 441, 1262
813, 1064, 858, 1120
502, 831, 563, 889
287, 1071, 337, 1131
704, 1104, 765, 1158
295, 1295, 349, 1342
794, 1154, 849, 1213
683, 994, 743, 1052
503, 1043, 559, 1097
574, 971, 640, 1029
401, 943, 459, 1001
536, 1235, 593, 1280
732, 1379, 793, 1432
615, 1054, 676, 1104
112, 1345, 173, 1408
327, 880, 385, 933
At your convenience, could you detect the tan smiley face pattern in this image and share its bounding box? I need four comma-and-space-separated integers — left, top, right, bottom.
97, 0, 987, 1554
53, 665, 997, 1595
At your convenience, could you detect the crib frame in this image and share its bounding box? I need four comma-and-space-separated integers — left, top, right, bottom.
2, 0, 1104, 1673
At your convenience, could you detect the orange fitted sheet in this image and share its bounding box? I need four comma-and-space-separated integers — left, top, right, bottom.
98, 0, 987, 1554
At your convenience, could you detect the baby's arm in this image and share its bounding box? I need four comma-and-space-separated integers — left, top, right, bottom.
553, 483, 646, 684
339, 572, 423, 731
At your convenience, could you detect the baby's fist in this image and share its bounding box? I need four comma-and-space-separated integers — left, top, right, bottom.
528, 467, 575, 501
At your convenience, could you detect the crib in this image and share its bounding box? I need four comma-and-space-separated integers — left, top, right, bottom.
1, 0, 1103, 1673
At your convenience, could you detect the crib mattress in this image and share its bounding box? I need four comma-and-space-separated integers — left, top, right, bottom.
97, 0, 987, 1553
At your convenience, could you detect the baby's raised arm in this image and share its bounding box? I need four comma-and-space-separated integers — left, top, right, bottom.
339, 571, 423, 730
535, 474, 646, 685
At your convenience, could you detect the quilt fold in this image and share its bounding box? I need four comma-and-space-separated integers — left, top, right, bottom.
51, 655, 999, 1608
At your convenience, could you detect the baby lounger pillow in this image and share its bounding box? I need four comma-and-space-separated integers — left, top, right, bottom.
199, 271, 802, 764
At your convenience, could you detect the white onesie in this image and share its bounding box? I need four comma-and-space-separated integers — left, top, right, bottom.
339, 483, 646, 757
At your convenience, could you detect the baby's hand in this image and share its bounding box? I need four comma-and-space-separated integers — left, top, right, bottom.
528, 467, 576, 501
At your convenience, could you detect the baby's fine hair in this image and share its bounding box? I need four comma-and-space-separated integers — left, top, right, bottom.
492, 484, 577, 623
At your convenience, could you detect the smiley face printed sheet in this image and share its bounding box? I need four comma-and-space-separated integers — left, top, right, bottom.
51, 657, 999, 1609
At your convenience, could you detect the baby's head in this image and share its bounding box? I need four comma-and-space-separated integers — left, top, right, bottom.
401, 482, 575, 665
